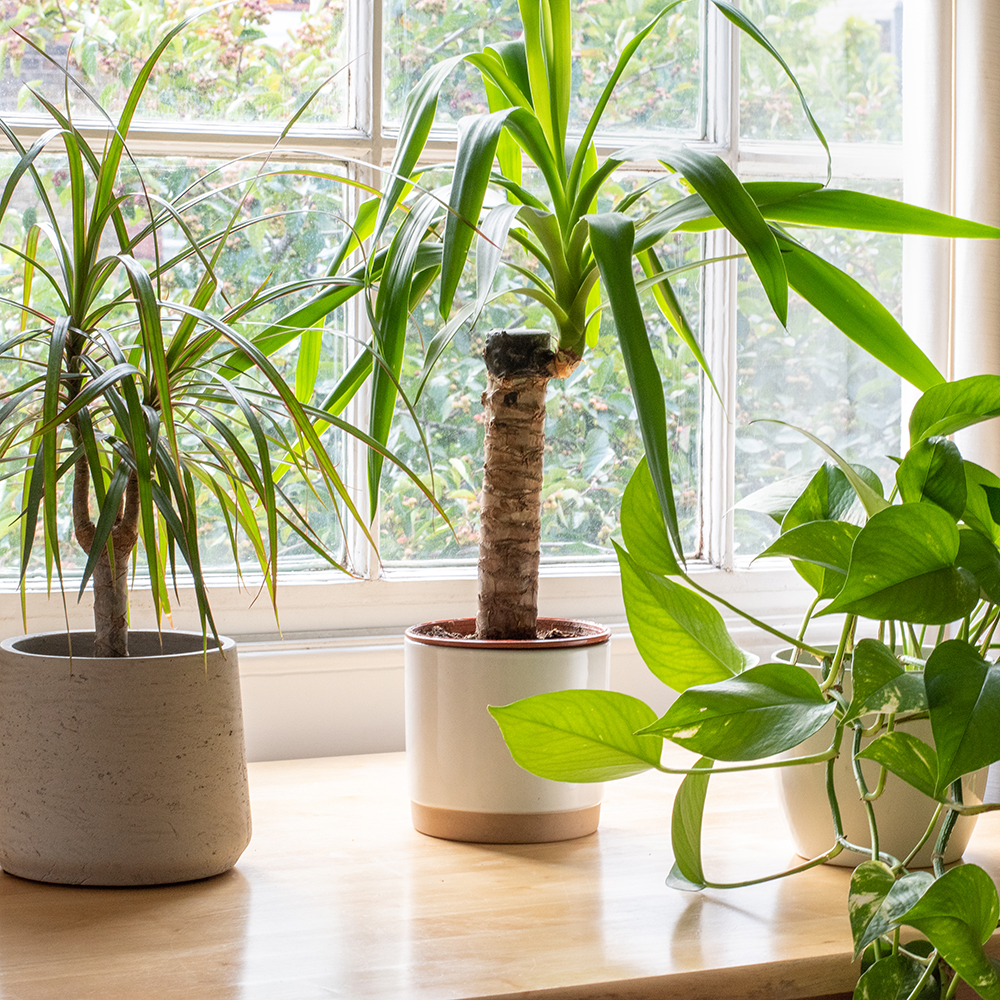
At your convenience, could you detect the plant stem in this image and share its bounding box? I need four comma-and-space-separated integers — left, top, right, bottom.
896, 803, 944, 872
851, 724, 879, 860
683, 577, 833, 660
904, 952, 940, 1000
702, 842, 846, 890
821, 615, 855, 693
932, 780, 963, 878
655, 741, 840, 777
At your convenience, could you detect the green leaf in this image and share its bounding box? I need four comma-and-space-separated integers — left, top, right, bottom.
667, 756, 713, 891
440, 108, 515, 317
844, 639, 927, 723
620, 456, 682, 576
709, 0, 831, 182
850, 861, 897, 957
659, 145, 787, 326
962, 463, 1000, 542
925, 640, 1000, 794
488, 690, 662, 782
376, 55, 463, 239
856, 732, 940, 799
588, 213, 682, 562
896, 437, 966, 518
756, 520, 858, 599
853, 954, 935, 1000
909, 374, 1000, 445
852, 870, 935, 957
783, 463, 885, 530
898, 865, 1000, 999
638, 663, 835, 760
774, 230, 944, 392
617, 543, 748, 692
957, 528, 1000, 604
759, 188, 1000, 238
821, 505, 980, 625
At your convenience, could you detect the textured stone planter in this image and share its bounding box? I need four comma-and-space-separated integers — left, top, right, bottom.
405, 617, 610, 844
774, 651, 986, 868
0, 630, 252, 886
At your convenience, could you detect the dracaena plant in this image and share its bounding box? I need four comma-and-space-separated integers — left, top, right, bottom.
0, 19, 434, 657
353, 0, 998, 641
493, 374, 1000, 1000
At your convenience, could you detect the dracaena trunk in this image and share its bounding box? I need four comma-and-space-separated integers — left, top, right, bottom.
73, 451, 140, 658
475, 330, 579, 641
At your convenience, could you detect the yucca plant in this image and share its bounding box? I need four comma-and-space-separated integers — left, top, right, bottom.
355, 0, 999, 641
0, 18, 432, 657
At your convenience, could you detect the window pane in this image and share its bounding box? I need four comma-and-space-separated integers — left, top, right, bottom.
740, 0, 903, 143
0, 154, 353, 583
383, 0, 704, 136
378, 173, 702, 567
0, 1, 348, 126
733, 179, 903, 557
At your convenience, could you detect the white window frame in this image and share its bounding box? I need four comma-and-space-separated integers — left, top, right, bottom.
3, 1, 995, 762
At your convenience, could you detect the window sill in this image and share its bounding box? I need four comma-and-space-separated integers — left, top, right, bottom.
4, 748, 993, 998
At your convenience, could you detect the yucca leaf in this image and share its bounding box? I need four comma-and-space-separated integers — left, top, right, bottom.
588, 212, 683, 563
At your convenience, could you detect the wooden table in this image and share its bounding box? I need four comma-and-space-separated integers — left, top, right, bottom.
0, 751, 997, 1000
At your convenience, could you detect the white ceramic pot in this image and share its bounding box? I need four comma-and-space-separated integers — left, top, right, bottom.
405, 617, 610, 844
774, 650, 985, 868
0, 630, 252, 885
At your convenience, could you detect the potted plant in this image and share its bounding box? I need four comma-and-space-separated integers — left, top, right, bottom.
0, 21, 429, 885
351, 0, 1000, 843
493, 374, 1000, 999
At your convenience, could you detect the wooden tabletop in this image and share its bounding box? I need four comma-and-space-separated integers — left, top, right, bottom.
0, 750, 997, 1000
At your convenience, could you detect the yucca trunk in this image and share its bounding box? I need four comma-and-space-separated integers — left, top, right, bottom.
476, 330, 579, 640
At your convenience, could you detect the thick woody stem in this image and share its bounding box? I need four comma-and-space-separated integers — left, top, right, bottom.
73, 450, 141, 658
476, 330, 579, 641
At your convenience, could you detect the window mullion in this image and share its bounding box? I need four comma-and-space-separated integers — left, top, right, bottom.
698, 0, 738, 569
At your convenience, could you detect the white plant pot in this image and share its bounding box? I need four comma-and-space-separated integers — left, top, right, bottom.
774, 650, 986, 868
0, 630, 252, 886
405, 617, 610, 844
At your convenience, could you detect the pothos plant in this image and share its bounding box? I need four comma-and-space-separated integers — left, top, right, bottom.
347, 0, 998, 641
493, 374, 1000, 1000
0, 16, 434, 656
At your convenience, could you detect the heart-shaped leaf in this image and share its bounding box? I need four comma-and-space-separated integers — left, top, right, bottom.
782, 462, 884, 530
850, 861, 896, 956
820, 505, 979, 625
620, 456, 682, 576
909, 374, 1000, 445
756, 520, 859, 599
898, 865, 1000, 999
637, 663, 835, 760
488, 690, 662, 782
961, 462, 1000, 541
925, 640, 1000, 794
852, 870, 935, 957
856, 731, 940, 800
667, 756, 713, 891
853, 953, 935, 1000
843, 639, 927, 723
616, 543, 749, 692
957, 527, 1000, 604
896, 436, 966, 518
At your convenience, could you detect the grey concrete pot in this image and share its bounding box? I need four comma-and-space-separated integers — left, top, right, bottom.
0, 630, 252, 885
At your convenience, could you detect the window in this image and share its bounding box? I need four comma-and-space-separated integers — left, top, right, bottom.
0, 0, 976, 645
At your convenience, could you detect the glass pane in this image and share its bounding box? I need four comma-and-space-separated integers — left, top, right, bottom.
0, 1, 347, 126
379, 172, 702, 567
383, 0, 704, 136
733, 179, 903, 558
0, 154, 353, 583
740, 0, 903, 143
